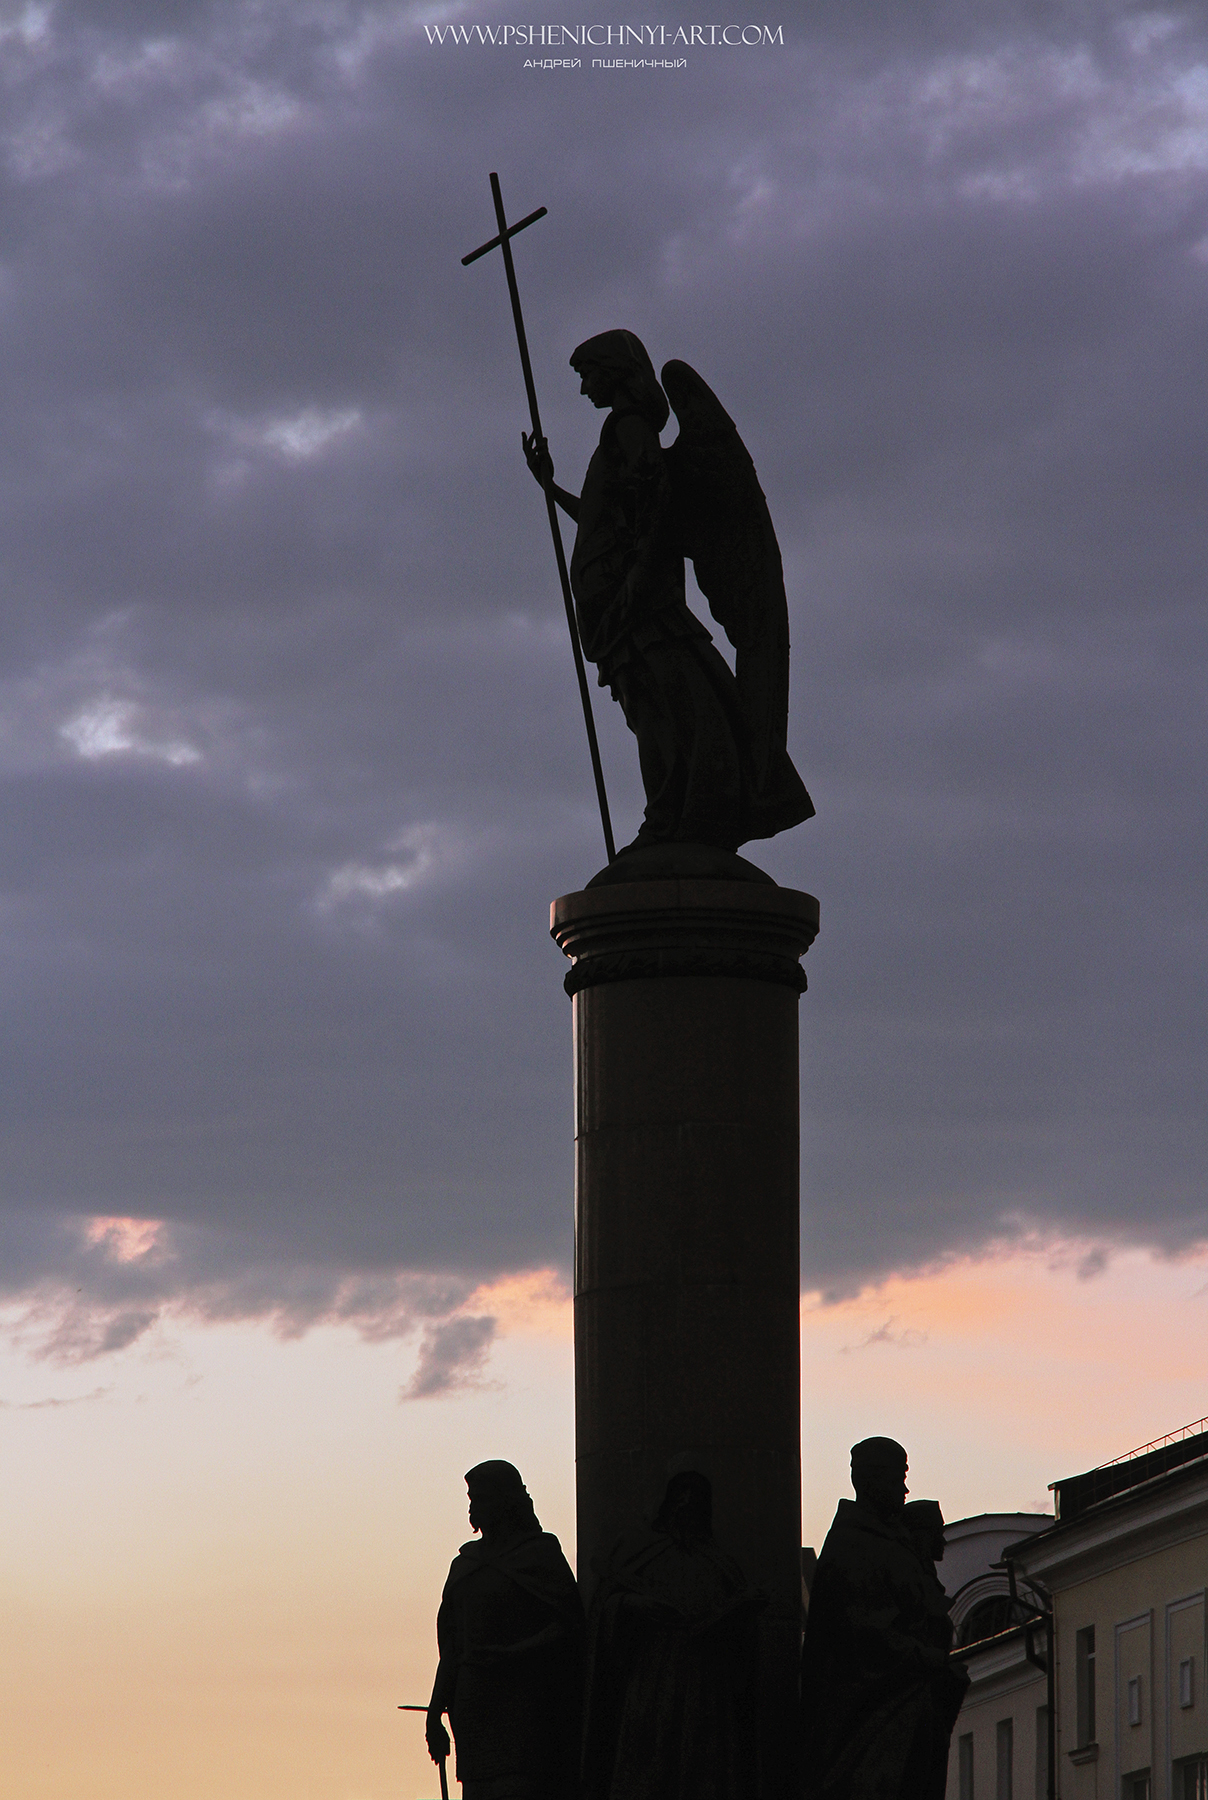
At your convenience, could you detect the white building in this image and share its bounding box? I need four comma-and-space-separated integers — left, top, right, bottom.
942, 1513, 1053, 1800
1009, 1421, 1208, 1800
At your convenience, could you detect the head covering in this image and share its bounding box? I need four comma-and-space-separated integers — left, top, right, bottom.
902, 1499, 946, 1563
850, 1436, 908, 1476
465, 1459, 527, 1497
570, 329, 669, 431
464, 1459, 541, 1532
653, 1469, 713, 1536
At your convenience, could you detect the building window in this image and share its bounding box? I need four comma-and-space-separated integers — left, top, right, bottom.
958, 1595, 1037, 1647
996, 1718, 1014, 1800
960, 1731, 975, 1800
1128, 1674, 1143, 1727
1035, 1705, 1050, 1800
1075, 1625, 1096, 1746
1176, 1756, 1207, 1800
1180, 1657, 1195, 1709
1125, 1773, 1151, 1800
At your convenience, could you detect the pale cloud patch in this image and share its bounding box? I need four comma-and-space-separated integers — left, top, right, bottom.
89, 35, 188, 96
207, 406, 365, 484
462, 1268, 572, 1341
1117, 13, 1186, 57
260, 407, 363, 460
0, 2, 49, 50
316, 823, 462, 912
0, 621, 271, 786
85, 1217, 166, 1264
1043, 1238, 1115, 1281
1074, 59, 1208, 180
899, 30, 1208, 201
4, 110, 79, 179
838, 1316, 929, 1354
60, 697, 201, 767
399, 1313, 497, 1401
23, 1302, 163, 1363
0, 1384, 112, 1410
916, 46, 1103, 153
198, 78, 302, 141
326, 1, 459, 80
4, 1220, 483, 1365
84, 30, 310, 192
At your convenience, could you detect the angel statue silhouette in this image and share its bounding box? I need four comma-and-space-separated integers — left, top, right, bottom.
523, 329, 814, 871
462, 179, 812, 877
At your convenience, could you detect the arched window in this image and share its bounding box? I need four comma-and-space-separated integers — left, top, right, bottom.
958, 1595, 1036, 1647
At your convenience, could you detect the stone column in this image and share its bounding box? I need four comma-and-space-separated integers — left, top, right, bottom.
550, 875, 819, 1795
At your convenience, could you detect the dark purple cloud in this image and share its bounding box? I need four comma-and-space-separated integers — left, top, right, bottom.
1, 1, 1205, 1354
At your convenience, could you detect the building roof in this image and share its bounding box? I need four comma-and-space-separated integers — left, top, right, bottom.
1005, 1418, 1208, 1588
1050, 1416, 1208, 1522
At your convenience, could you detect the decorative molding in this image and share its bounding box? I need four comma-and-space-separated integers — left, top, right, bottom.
1068, 1742, 1100, 1765
551, 880, 819, 997
1010, 1471, 1208, 1590
563, 946, 808, 995
1114, 1611, 1152, 1800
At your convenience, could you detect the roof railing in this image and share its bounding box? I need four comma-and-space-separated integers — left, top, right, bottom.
1049, 1414, 1208, 1521
1048, 1413, 1208, 1491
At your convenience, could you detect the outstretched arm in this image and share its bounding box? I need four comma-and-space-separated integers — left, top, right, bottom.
522, 432, 579, 521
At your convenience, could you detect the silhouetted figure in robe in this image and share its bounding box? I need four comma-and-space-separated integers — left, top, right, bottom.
902, 1500, 958, 1656
524, 330, 812, 857
581, 1470, 765, 1799
426, 1460, 584, 1800
801, 1440, 969, 1800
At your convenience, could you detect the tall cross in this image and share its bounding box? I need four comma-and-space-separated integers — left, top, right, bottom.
462, 173, 616, 863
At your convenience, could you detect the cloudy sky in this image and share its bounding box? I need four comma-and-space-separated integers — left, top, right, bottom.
2, 1, 1207, 1794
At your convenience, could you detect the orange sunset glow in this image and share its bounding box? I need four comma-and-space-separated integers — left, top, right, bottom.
4, 2, 1208, 1797
4, 1240, 1205, 1798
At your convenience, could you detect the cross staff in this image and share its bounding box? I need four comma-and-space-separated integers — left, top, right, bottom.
462, 173, 616, 863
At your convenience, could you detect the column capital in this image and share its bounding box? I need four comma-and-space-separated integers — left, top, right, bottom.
551, 879, 820, 997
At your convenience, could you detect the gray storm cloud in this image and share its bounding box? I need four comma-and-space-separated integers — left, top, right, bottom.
0, 0, 1205, 1353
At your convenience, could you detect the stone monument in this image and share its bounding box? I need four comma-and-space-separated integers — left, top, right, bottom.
425, 1460, 584, 1799
463, 181, 817, 1788
534, 330, 818, 1793
801, 1439, 970, 1799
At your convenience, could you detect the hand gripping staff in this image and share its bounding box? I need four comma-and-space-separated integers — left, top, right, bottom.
398, 1705, 449, 1800
462, 173, 616, 862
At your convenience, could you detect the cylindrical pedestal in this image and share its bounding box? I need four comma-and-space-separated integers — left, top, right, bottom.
551, 877, 819, 1795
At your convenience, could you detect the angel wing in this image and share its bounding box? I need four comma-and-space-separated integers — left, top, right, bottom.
661, 359, 814, 834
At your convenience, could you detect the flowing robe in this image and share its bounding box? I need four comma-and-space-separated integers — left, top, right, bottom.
581, 1523, 763, 1799
437, 1527, 584, 1800
569, 407, 755, 851
800, 1501, 969, 1800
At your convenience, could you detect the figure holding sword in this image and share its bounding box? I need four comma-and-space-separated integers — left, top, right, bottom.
397, 1706, 449, 1799
422, 1460, 583, 1800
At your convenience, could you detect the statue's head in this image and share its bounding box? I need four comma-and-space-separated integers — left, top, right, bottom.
850, 1436, 909, 1520
902, 1498, 946, 1563
464, 1459, 539, 1538
570, 329, 669, 431
653, 1469, 713, 1544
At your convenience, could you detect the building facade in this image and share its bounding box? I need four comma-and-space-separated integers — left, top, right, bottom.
942, 1514, 1053, 1800
1009, 1424, 1208, 1800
